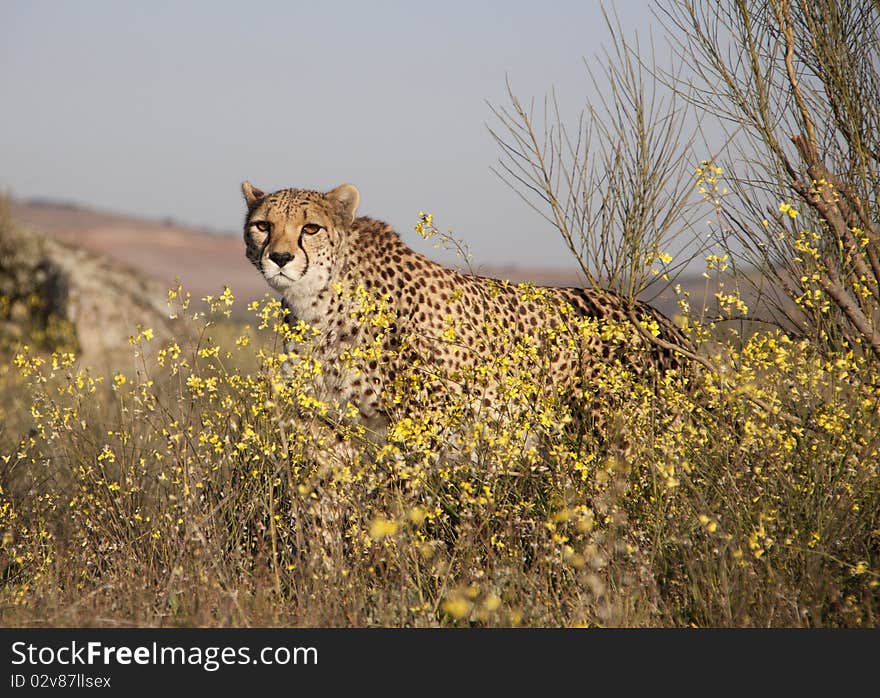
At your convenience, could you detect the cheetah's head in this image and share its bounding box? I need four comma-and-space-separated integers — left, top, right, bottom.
241, 182, 360, 296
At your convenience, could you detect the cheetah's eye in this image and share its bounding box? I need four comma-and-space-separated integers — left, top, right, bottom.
253, 221, 270, 233
301, 223, 323, 235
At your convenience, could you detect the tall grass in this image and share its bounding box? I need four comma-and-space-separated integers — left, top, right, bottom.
1, 276, 877, 627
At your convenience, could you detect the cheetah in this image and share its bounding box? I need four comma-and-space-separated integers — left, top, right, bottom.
241, 181, 691, 443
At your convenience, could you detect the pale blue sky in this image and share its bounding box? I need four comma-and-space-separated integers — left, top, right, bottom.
1, 1, 663, 268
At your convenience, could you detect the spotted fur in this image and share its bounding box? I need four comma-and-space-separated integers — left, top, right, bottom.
242, 182, 690, 432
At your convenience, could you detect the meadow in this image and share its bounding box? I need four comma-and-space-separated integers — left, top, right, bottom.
1, 216, 877, 627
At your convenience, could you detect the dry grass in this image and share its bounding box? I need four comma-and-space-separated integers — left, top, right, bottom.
0, 276, 877, 628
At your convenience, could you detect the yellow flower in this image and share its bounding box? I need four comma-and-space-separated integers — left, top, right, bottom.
369, 517, 398, 540
779, 202, 799, 219
441, 595, 472, 620
698, 514, 718, 533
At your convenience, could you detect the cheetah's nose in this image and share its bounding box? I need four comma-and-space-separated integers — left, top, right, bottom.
268, 251, 293, 267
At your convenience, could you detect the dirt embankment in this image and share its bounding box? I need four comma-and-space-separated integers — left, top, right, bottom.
2, 202, 184, 367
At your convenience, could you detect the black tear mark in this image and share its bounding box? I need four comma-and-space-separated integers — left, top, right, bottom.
297, 232, 310, 277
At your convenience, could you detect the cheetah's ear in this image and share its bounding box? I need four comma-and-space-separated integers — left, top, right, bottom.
327, 183, 360, 225
241, 181, 265, 208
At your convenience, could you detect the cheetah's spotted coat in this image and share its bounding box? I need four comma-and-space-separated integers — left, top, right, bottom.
242, 182, 689, 433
